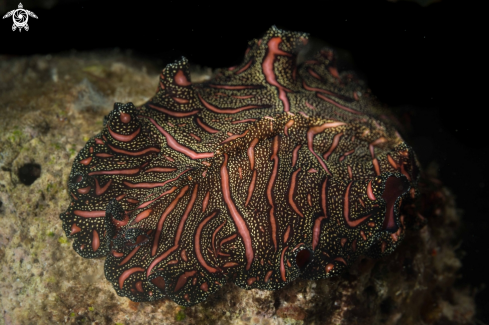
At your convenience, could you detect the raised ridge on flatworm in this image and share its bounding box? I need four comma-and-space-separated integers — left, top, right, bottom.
60, 26, 420, 306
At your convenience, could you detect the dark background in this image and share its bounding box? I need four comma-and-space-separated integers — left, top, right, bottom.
1, 0, 487, 321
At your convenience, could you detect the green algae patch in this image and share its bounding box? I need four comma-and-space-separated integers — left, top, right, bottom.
51, 142, 62, 150
58, 237, 68, 244
68, 145, 77, 158
175, 308, 186, 321
7, 127, 29, 145
83, 65, 108, 78
88, 306, 94, 312
46, 277, 57, 283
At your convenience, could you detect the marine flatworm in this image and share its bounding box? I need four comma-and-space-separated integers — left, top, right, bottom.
60, 26, 419, 306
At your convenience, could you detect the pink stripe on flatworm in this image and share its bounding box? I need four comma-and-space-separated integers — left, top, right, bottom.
74, 210, 105, 218
219, 233, 237, 247
125, 169, 190, 189
77, 186, 90, 194
118, 235, 148, 266
308, 68, 321, 79
247, 138, 259, 170
221, 130, 248, 144
146, 185, 198, 272
329, 67, 339, 78
133, 209, 152, 223
245, 170, 257, 207
400, 163, 411, 181
280, 246, 289, 281
232, 95, 254, 99
151, 186, 189, 256
88, 168, 139, 176
209, 84, 261, 89
317, 93, 362, 115
223, 262, 239, 268
289, 168, 304, 217
95, 153, 113, 158
343, 182, 372, 227
292, 144, 301, 167
339, 149, 355, 162
112, 251, 124, 258
283, 225, 291, 243
142, 116, 214, 159
107, 143, 160, 156
235, 60, 252, 74
70, 223, 81, 235
312, 216, 326, 251
137, 187, 177, 210
189, 133, 201, 141
266, 136, 280, 252
307, 122, 346, 175
195, 211, 220, 273
108, 124, 140, 142
231, 118, 257, 124
174, 270, 197, 292
323, 133, 343, 161
198, 93, 267, 114
247, 277, 257, 286
293, 243, 305, 252
321, 178, 328, 218
335, 257, 347, 265
173, 97, 189, 104
196, 117, 219, 134
119, 267, 145, 289
372, 158, 380, 176
367, 180, 376, 200
284, 119, 294, 136
265, 270, 273, 283
80, 157, 92, 165
262, 37, 292, 112
303, 81, 352, 101
387, 154, 398, 169
92, 230, 100, 251
305, 101, 316, 110
202, 191, 210, 212
94, 178, 112, 195
212, 221, 226, 258
145, 167, 177, 173
174, 70, 191, 86
221, 153, 254, 270
148, 103, 199, 117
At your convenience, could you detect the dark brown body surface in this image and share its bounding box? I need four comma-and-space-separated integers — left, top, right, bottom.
60, 26, 418, 306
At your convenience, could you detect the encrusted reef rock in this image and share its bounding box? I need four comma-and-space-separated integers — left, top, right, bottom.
0, 31, 474, 325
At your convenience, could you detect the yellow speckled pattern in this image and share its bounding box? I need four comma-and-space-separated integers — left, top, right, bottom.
59, 26, 419, 306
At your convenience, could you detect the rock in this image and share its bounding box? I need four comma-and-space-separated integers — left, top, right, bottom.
0, 50, 474, 325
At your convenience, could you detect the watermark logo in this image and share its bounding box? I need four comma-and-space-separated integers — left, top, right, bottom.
3, 3, 38, 32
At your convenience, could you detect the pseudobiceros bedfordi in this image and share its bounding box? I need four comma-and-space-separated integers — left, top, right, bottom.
59, 26, 419, 306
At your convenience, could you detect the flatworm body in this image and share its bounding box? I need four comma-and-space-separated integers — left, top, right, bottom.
60, 26, 419, 306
